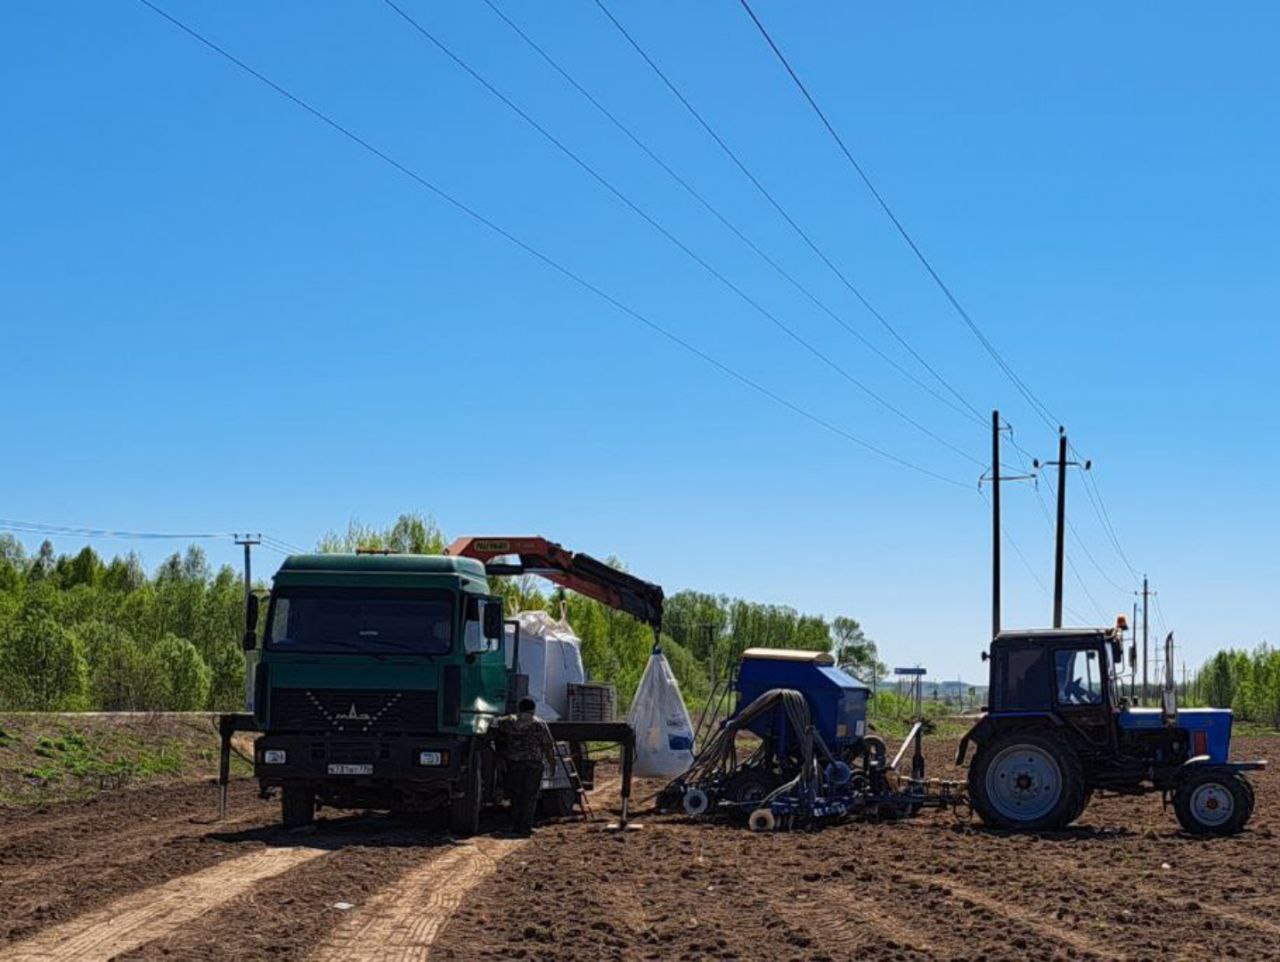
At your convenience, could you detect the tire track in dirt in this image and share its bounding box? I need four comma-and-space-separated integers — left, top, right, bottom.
313, 777, 623, 962
3, 845, 328, 962
311, 837, 523, 962
893, 867, 1119, 960
0, 809, 267, 888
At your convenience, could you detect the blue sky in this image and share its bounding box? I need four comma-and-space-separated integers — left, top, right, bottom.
3, 2, 1277, 681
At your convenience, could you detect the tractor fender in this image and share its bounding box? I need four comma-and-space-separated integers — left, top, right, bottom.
955, 712, 1063, 766
1181, 756, 1268, 774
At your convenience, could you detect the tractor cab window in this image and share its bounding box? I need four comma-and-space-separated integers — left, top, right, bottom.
1055, 648, 1104, 706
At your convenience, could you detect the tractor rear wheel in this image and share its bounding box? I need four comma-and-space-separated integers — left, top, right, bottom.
1174, 771, 1251, 836
281, 784, 314, 830
968, 731, 1084, 831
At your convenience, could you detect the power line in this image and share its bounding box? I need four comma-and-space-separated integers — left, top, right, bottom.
137, 0, 967, 488
736, 0, 1058, 432
591, 0, 983, 424
381, 0, 983, 469
479, 0, 981, 428
977, 488, 1089, 624
1002, 429, 1110, 623
0, 518, 229, 541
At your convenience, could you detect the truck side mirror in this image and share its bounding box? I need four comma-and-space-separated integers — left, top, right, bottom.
484, 598, 505, 642
242, 594, 259, 651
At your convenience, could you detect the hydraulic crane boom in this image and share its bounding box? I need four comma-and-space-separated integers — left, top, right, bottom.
444, 536, 664, 632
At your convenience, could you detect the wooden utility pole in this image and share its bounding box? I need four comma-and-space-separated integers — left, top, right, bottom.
991, 410, 1001, 640
1034, 429, 1089, 628
983, 411, 1034, 639
1138, 576, 1150, 705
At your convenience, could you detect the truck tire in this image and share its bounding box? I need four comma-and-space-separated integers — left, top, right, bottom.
968, 731, 1084, 831
281, 784, 314, 830
449, 763, 482, 838
1173, 770, 1251, 836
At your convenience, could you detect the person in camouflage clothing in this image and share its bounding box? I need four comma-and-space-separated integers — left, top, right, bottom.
491, 697, 558, 835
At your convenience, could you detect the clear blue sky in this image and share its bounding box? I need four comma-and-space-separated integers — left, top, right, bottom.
3, 2, 1277, 681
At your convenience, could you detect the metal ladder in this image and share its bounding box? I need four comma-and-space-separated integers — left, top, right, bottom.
557, 746, 592, 820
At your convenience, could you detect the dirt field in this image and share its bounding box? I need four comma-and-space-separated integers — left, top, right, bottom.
2, 736, 1278, 961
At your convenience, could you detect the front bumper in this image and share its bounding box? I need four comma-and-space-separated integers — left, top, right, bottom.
254, 733, 470, 785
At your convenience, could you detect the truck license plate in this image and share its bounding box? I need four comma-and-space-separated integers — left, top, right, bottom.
327, 764, 373, 775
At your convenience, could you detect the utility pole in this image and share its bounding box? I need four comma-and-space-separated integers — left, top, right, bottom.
234, 534, 261, 615
1130, 600, 1139, 701
1034, 429, 1090, 628
235, 534, 261, 712
1136, 576, 1151, 705
982, 410, 1034, 640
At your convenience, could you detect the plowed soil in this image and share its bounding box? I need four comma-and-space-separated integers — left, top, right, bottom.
1, 736, 1277, 961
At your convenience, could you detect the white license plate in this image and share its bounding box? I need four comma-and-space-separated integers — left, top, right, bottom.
327, 763, 373, 775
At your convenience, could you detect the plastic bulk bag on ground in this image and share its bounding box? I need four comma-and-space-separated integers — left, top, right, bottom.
627, 648, 696, 778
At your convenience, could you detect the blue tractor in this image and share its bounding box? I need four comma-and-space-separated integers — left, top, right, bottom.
959, 625, 1265, 835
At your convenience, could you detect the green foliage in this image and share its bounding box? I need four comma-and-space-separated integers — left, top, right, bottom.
317, 512, 446, 554
0, 513, 874, 716
1192, 646, 1280, 728
0, 595, 88, 710
152, 634, 211, 711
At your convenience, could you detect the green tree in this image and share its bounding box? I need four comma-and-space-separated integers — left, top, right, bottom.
0, 605, 88, 710
152, 634, 211, 710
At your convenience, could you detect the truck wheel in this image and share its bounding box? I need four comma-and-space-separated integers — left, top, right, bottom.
281, 784, 314, 830
968, 732, 1083, 831
1174, 771, 1251, 836
449, 763, 482, 838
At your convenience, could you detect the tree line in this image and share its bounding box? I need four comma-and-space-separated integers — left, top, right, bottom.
1192, 647, 1280, 728
0, 514, 885, 714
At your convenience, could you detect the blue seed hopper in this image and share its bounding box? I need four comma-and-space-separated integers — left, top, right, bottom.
735, 648, 870, 754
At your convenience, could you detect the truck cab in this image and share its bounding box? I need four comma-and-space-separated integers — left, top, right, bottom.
958, 627, 1263, 834
249, 553, 507, 833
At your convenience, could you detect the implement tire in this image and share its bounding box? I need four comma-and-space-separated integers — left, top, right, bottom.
281, 784, 314, 830
1174, 770, 1251, 836
968, 731, 1083, 831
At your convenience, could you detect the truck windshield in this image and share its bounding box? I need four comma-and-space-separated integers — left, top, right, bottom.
265, 587, 454, 655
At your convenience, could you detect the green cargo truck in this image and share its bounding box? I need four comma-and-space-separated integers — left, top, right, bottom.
218, 538, 661, 834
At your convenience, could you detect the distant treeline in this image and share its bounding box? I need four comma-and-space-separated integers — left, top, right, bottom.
0, 514, 883, 713
1193, 648, 1280, 727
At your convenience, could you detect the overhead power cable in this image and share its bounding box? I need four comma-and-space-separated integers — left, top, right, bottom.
1068, 441, 1142, 582
736, 0, 1058, 432
0, 518, 229, 541
591, 0, 983, 425
381, 0, 982, 468
479, 0, 980, 428
137, 0, 967, 488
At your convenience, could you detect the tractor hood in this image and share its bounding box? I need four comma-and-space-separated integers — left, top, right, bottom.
1117, 707, 1233, 763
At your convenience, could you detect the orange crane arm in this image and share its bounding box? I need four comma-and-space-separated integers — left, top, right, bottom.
444, 536, 664, 631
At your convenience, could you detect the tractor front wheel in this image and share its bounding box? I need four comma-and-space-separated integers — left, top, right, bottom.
968, 732, 1084, 831
1174, 771, 1252, 836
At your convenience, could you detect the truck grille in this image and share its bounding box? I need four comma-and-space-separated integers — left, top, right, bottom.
269, 688, 438, 733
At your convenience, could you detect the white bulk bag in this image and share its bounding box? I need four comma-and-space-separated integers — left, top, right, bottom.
627, 648, 695, 778
505, 610, 586, 720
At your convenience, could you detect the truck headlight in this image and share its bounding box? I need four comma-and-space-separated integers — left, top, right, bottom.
418, 750, 446, 766
263, 749, 287, 765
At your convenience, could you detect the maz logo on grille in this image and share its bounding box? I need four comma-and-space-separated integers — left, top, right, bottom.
305, 691, 403, 732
